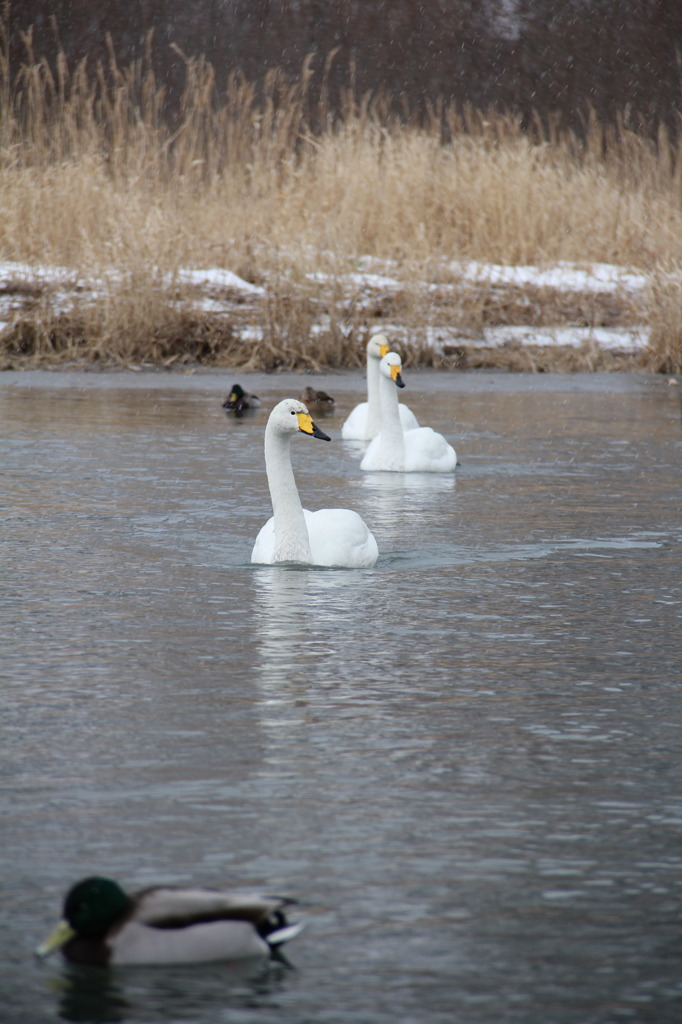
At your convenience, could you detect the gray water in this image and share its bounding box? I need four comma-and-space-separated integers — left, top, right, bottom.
1, 368, 681, 1024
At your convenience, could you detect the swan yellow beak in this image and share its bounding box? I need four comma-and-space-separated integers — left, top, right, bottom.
297, 412, 331, 441
35, 919, 76, 959
379, 343, 389, 357
389, 364, 406, 388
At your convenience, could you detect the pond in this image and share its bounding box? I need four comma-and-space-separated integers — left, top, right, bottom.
1, 368, 681, 1023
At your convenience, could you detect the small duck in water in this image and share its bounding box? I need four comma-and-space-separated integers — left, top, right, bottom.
35, 876, 303, 965
222, 384, 260, 417
300, 386, 335, 414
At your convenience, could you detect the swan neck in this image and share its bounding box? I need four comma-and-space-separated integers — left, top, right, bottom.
264, 424, 313, 563
377, 372, 405, 460
366, 355, 382, 436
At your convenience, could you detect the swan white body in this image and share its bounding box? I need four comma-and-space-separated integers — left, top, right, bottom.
251, 399, 379, 568
342, 334, 419, 440
361, 353, 457, 473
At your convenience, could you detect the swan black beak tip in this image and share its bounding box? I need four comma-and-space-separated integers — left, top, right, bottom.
395, 372, 406, 389
312, 422, 332, 441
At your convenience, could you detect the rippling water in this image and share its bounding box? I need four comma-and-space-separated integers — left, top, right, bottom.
1, 369, 681, 1023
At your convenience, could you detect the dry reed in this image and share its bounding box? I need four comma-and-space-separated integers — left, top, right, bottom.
1, 27, 681, 372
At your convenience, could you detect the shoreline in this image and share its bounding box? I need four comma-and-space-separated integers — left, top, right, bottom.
0, 258, 654, 375
0, 365, 673, 395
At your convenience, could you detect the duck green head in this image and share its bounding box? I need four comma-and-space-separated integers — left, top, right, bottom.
64, 877, 132, 936
36, 877, 133, 957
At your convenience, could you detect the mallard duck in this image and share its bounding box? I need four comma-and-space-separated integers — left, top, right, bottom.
251, 398, 379, 567
360, 352, 457, 472
300, 386, 335, 414
341, 334, 419, 440
222, 384, 261, 417
35, 876, 303, 966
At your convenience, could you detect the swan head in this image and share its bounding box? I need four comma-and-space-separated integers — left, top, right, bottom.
379, 351, 406, 389
269, 398, 331, 441
367, 334, 390, 360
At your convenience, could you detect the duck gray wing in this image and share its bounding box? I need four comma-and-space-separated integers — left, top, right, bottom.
133, 886, 293, 929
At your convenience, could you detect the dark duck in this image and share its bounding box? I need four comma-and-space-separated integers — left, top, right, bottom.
222, 384, 260, 417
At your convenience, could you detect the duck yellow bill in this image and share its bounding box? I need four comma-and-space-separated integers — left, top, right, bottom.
297, 412, 331, 441
35, 919, 76, 959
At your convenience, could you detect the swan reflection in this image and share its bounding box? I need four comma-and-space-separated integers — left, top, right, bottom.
252, 566, 368, 696
360, 471, 455, 524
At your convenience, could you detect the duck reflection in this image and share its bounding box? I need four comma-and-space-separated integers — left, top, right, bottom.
53, 957, 289, 1022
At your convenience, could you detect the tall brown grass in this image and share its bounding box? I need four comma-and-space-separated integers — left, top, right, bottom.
1, 27, 681, 371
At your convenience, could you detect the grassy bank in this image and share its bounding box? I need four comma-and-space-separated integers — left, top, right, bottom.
1, 35, 681, 372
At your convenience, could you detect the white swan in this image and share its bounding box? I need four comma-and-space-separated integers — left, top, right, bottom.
341, 334, 419, 440
360, 353, 457, 473
251, 399, 379, 567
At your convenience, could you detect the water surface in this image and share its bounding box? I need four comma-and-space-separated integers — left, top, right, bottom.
1, 369, 681, 1023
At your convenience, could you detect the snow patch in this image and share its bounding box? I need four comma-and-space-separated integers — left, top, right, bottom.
479, 325, 649, 352
0, 257, 651, 356
175, 267, 265, 295
449, 260, 648, 294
